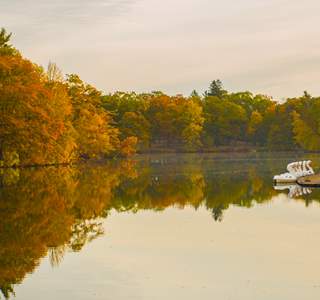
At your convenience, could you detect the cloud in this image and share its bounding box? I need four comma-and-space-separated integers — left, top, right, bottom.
1, 0, 320, 98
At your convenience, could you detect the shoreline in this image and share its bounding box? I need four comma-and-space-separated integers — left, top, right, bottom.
1, 149, 319, 170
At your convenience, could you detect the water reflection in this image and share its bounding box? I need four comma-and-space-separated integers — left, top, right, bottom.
0, 154, 320, 298
274, 184, 313, 198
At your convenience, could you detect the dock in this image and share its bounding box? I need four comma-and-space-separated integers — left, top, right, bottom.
297, 174, 320, 187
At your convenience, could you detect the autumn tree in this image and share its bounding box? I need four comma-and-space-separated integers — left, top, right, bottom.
263, 104, 295, 150
119, 112, 151, 148
44, 63, 77, 163
0, 33, 76, 166
145, 94, 204, 149
291, 96, 320, 151
67, 74, 119, 159
247, 111, 263, 144
177, 98, 204, 150
202, 96, 247, 146
102, 92, 147, 152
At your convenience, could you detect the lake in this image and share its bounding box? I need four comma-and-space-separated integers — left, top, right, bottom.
1, 153, 320, 300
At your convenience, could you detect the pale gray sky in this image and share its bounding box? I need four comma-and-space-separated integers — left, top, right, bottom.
1, 0, 320, 99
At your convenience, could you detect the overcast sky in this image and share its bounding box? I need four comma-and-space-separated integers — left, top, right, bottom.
1, 0, 320, 99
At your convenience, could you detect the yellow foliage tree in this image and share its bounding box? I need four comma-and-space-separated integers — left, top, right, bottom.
67, 74, 119, 159
292, 111, 320, 151
0, 54, 76, 166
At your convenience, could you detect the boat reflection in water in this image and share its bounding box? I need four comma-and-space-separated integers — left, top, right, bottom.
273, 184, 313, 198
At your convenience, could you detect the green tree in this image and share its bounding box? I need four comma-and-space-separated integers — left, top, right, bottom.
292, 110, 320, 151
0, 28, 17, 56
119, 112, 151, 148
203, 96, 247, 145
205, 79, 227, 98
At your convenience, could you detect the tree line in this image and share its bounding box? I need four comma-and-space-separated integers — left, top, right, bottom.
1, 28, 320, 167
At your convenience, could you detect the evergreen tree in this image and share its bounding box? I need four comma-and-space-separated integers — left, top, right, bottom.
190, 90, 200, 98
206, 79, 227, 98
0, 28, 17, 56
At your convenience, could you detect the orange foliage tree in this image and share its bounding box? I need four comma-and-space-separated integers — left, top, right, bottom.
0, 46, 76, 166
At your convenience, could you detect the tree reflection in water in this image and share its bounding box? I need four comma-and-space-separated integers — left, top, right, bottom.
0, 156, 320, 298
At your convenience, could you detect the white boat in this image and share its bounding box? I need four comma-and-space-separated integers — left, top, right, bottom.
273, 160, 314, 184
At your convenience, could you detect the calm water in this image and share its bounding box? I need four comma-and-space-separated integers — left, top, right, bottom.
1, 153, 320, 300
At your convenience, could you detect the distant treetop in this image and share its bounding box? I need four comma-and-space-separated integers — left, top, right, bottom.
0, 28, 18, 56
205, 79, 227, 98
